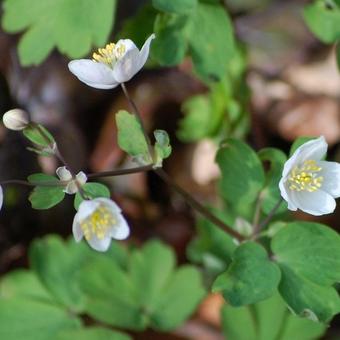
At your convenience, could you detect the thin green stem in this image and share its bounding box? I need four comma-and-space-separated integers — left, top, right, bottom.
87, 164, 153, 179
155, 168, 245, 242
121, 83, 154, 159
32, 123, 87, 199
254, 198, 283, 236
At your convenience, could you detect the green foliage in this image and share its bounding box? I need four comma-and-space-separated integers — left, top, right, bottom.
152, 0, 197, 14
187, 2, 235, 82
153, 129, 172, 167
177, 47, 249, 142
29, 236, 91, 312
0, 298, 82, 340
216, 138, 265, 210
271, 222, 340, 322
79, 239, 206, 331
187, 209, 236, 277
56, 327, 132, 340
28, 173, 65, 209
213, 242, 280, 306
2, 0, 117, 66
23, 124, 55, 147
121, 1, 235, 82
116, 110, 152, 164
152, 13, 189, 66
221, 293, 326, 340
258, 148, 287, 214
303, 0, 340, 43
74, 182, 111, 210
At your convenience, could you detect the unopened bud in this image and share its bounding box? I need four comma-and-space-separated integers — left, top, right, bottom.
3, 109, 29, 131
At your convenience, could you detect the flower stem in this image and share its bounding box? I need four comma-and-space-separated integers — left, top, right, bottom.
33, 123, 87, 199
121, 83, 154, 159
87, 164, 153, 179
120, 84, 244, 241
155, 168, 244, 242
253, 198, 283, 237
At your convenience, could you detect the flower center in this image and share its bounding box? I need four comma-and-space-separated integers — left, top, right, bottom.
288, 160, 323, 192
92, 42, 126, 67
80, 204, 116, 240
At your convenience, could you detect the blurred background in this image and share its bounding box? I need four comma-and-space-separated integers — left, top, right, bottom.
1, 0, 340, 338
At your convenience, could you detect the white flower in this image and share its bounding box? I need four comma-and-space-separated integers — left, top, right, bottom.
3, 109, 29, 131
279, 136, 340, 216
72, 197, 130, 252
0, 186, 3, 210
56, 166, 87, 194
68, 34, 155, 89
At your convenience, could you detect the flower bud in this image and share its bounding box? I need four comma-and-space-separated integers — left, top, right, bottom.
3, 109, 29, 131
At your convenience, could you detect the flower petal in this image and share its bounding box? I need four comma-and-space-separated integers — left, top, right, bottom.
72, 213, 83, 242
111, 214, 130, 240
77, 199, 100, 221
115, 39, 138, 55
0, 186, 3, 210
87, 236, 112, 252
76, 171, 87, 186
138, 33, 156, 69
319, 160, 340, 197
290, 189, 336, 216
279, 179, 298, 211
281, 136, 327, 179
56, 166, 72, 181
96, 197, 121, 214
297, 136, 327, 163
68, 59, 118, 89
65, 181, 78, 194
112, 48, 140, 83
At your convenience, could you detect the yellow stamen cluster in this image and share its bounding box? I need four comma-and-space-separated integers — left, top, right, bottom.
80, 205, 116, 241
92, 43, 116, 66
288, 160, 323, 192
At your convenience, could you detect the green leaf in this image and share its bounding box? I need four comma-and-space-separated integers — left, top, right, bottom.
74, 182, 110, 210
152, 14, 188, 66
213, 242, 281, 306
0, 298, 81, 340
212, 242, 280, 306
56, 327, 132, 340
78, 240, 205, 331
79, 257, 147, 331
221, 304, 257, 340
23, 124, 55, 147
29, 186, 65, 210
272, 222, 340, 321
151, 266, 206, 331
277, 265, 340, 323
153, 129, 172, 167
272, 222, 340, 286
289, 136, 316, 157
187, 2, 235, 82
28, 173, 59, 185
152, 0, 197, 14
0, 270, 54, 303
178, 95, 215, 142
129, 240, 176, 309
303, 1, 340, 43
119, 5, 157, 48
258, 148, 287, 215
216, 138, 265, 207
116, 110, 151, 163
2, 0, 117, 66
221, 292, 326, 340
29, 235, 93, 312
187, 208, 236, 276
